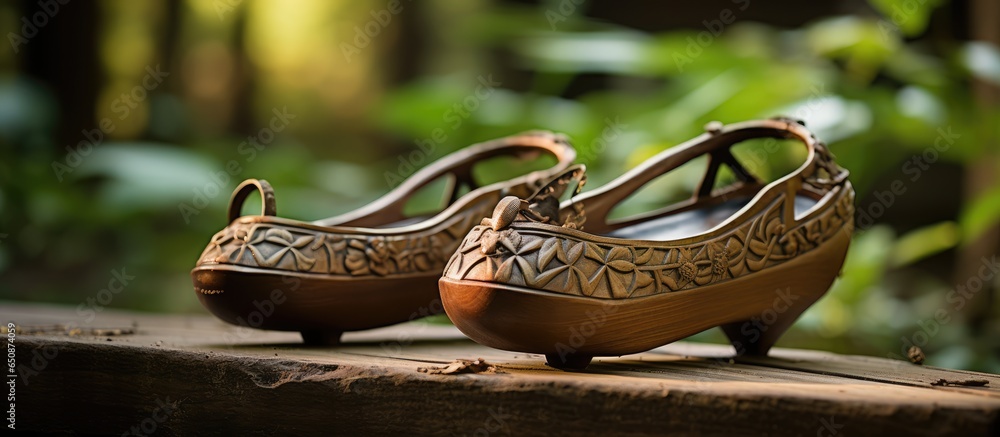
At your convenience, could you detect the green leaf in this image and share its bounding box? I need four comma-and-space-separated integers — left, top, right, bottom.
805, 17, 899, 82
889, 221, 959, 267
960, 185, 1000, 245
827, 225, 895, 303
511, 31, 651, 75
960, 42, 1000, 87
867, 0, 946, 37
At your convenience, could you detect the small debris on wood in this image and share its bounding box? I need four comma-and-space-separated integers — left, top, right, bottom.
12, 324, 135, 337
418, 358, 497, 375
930, 379, 989, 387
92, 328, 134, 336
907, 346, 925, 365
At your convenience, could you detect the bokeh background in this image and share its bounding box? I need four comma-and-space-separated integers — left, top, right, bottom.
1, 0, 998, 371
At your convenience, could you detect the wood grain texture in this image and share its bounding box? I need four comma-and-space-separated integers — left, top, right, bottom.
3, 302, 998, 436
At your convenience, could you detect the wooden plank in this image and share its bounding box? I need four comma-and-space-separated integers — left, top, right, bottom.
734, 348, 1000, 398
3, 302, 998, 436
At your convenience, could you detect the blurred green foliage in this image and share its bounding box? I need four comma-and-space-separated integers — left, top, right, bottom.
0, 0, 998, 371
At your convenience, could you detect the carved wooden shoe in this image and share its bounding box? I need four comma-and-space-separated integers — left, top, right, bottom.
440, 119, 855, 369
191, 133, 577, 345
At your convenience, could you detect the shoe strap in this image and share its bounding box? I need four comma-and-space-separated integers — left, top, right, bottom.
569, 117, 849, 233
225, 132, 576, 226
228, 179, 277, 223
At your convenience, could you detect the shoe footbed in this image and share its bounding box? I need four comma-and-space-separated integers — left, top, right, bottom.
607, 195, 818, 241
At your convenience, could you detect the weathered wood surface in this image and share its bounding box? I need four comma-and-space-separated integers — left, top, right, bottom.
3, 301, 998, 436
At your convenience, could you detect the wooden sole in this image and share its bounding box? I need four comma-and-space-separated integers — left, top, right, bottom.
440, 225, 851, 369
191, 266, 442, 345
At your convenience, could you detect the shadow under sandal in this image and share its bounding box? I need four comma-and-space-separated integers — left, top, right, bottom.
191, 132, 577, 345
439, 118, 855, 370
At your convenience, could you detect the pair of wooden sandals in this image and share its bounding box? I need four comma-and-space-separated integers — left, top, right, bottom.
191, 118, 854, 370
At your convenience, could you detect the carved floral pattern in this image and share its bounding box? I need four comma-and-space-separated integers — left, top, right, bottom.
197, 202, 490, 277
443, 190, 855, 299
